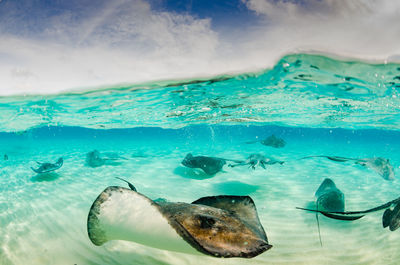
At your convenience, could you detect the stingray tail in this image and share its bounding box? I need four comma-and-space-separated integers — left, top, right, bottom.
227, 161, 246, 167
226, 160, 245, 164
245, 140, 259, 144
296, 156, 353, 162
316, 204, 323, 247
115, 177, 137, 191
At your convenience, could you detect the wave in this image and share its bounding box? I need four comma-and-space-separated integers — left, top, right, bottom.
1, 53, 399, 132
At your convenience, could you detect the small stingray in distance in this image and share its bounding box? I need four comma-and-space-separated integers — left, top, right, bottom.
181, 153, 241, 175
86, 150, 127, 167
300, 155, 395, 180
31, 157, 63, 174
245, 134, 286, 148
229, 153, 284, 170
87, 179, 272, 258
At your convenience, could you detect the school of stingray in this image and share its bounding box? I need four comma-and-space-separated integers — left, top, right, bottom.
23, 134, 399, 259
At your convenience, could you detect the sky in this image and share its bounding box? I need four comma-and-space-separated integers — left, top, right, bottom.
0, 0, 399, 95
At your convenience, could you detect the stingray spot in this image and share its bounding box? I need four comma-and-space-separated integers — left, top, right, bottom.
198, 215, 216, 229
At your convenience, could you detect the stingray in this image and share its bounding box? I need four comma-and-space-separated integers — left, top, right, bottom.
245, 135, 286, 148
300, 155, 395, 180
86, 150, 127, 167
298, 197, 400, 228
298, 181, 400, 240
181, 153, 241, 175
228, 154, 284, 170
87, 179, 272, 258
31, 157, 63, 174
299, 178, 346, 246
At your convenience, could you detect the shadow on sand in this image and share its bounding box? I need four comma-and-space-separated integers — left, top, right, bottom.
173, 166, 216, 180
213, 181, 259, 195
31, 172, 61, 182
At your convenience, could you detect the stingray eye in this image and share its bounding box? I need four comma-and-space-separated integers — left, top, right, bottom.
198, 215, 216, 229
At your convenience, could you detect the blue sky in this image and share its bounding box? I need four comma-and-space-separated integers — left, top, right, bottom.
152, 0, 259, 28
0, 0, 260, 37
0, 0, 399, 95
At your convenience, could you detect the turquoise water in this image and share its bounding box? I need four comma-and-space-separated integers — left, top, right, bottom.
1, 53, 400, 264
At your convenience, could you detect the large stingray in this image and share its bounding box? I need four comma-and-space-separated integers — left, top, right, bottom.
228, 154, 284, 170
300, 155, 395, 180
245, 135, 286, 148
181, 153, 241, 175
86, 150, 127, 167
87, 179, 272, 258
31, 157, 63, 174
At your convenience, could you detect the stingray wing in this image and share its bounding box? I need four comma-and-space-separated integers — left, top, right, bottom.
320, 211, 365, 221
297, 197, 400, 221
191, 195, 268, 242
159, 195, 272, 258
199, 158, 225, 175
382, 203, 400, 231
383, 208, 393, 228
296, 207, 365, 221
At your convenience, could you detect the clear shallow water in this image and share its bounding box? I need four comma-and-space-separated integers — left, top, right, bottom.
1, 53, 400, 265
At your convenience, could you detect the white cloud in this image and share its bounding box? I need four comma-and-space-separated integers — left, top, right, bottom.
239, 0, 400, 59
241, 0, 372, 19
0, 0, 220, 95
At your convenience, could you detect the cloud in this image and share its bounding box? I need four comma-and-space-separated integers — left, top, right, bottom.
0, 0, 220, 95
239, 0, 400, 59
241, 0, 372, 18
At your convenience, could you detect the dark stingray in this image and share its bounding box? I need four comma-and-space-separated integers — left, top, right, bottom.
181, 153, 241, 175
31, 157, 63, 174
228, 153, 284, 170
87, 180, 272, 258
300, 155, 395, 180
245, 135, 286, 148
298, 185, 400, 234
299, 178, 345, 246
